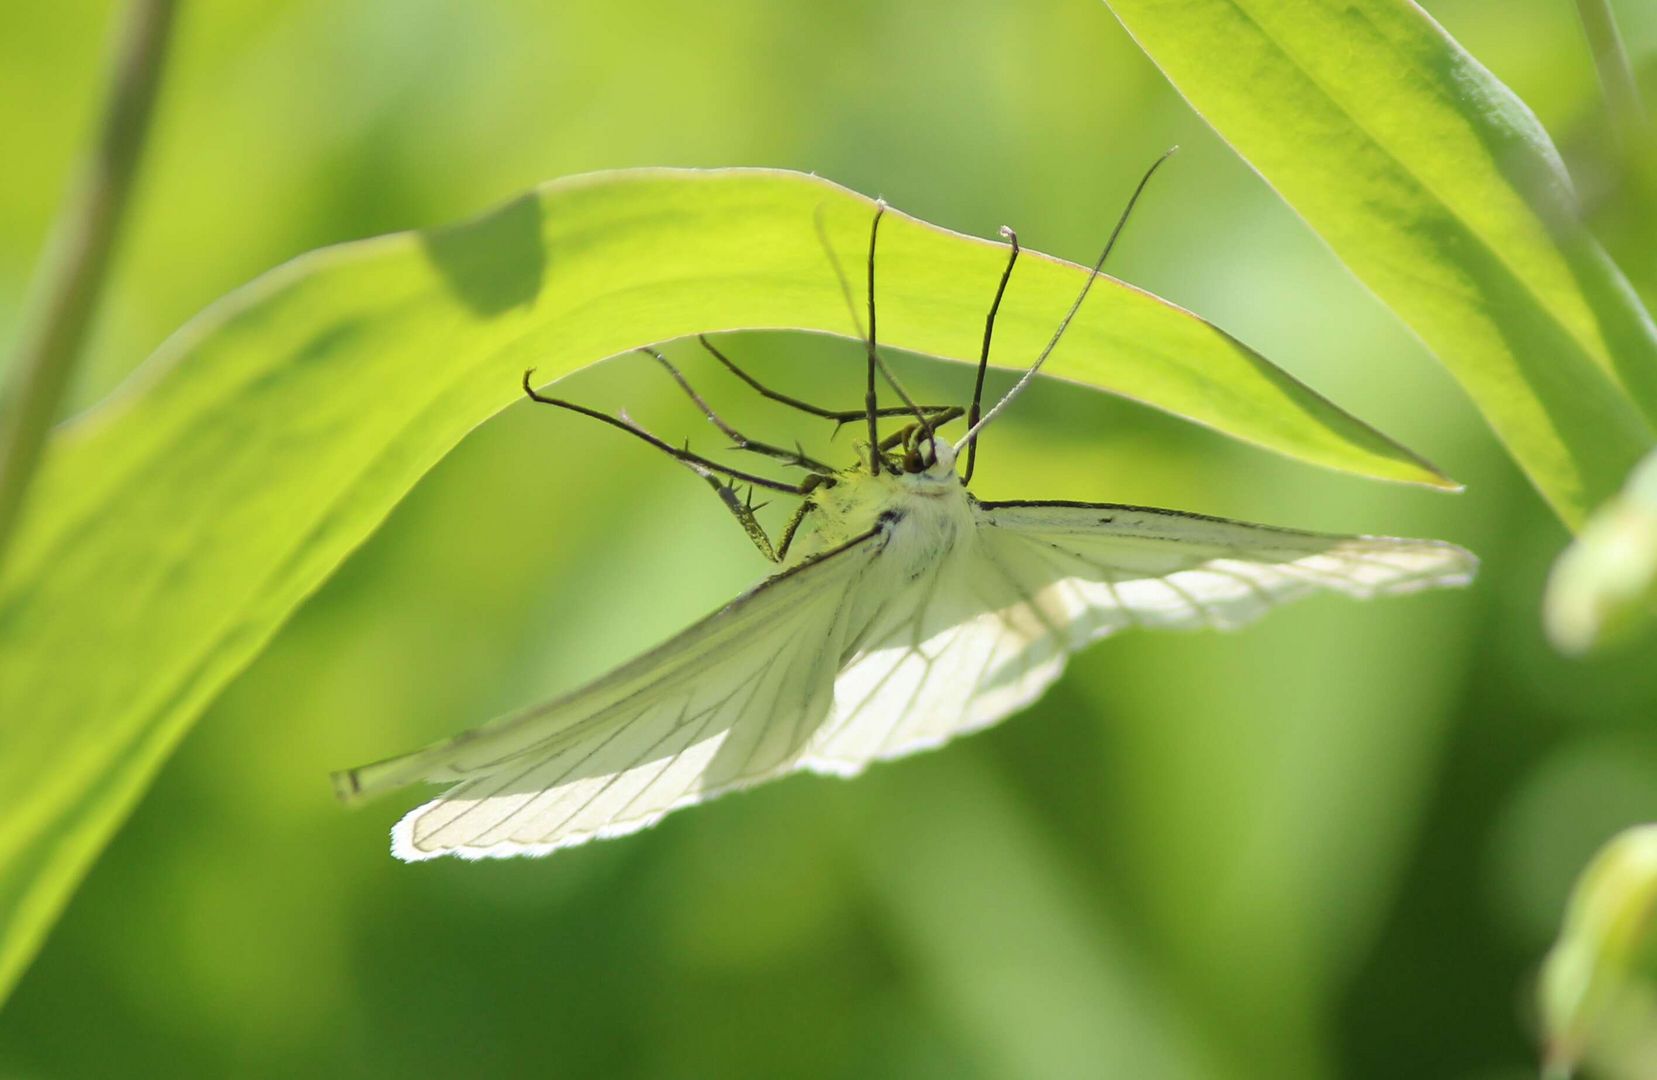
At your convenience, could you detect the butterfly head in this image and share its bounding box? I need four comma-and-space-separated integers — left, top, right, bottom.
885, 421, 956, 480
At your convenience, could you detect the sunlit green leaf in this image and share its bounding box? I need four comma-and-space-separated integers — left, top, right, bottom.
0, 166, 1449, 1003
1102, 0, 1657, 527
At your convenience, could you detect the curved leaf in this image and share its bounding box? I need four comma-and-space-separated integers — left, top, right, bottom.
0, 166, 1446, 1001
1102, 0, 1657, 527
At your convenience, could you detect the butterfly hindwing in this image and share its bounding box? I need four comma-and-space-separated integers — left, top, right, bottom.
336, 532, 882, 861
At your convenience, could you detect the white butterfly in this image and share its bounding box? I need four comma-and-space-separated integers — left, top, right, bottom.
334, 158, 1477, 861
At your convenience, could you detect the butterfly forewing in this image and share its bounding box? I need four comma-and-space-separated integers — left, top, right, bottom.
803, 499, 1474, 776
974, 500, 1477, 636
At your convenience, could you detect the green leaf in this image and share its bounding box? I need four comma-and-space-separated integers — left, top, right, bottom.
0, 166, 1445, 1003
1102, 0, 1657, 527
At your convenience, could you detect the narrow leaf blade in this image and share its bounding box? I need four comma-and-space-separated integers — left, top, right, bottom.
1103, 0, 1657, 526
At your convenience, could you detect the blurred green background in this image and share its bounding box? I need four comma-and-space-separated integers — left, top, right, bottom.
2, 1, 1655, 1076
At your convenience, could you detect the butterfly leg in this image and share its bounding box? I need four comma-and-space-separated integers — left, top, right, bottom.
702, 477, 781, 562
775, 497, 818, 561
705, 462, 834, 564
695, 336, 960, 434
521, 370, 812, 496
702, 466, 836, 564
638, 348, 837, 475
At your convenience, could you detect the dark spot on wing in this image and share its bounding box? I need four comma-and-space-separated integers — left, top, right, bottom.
876, 509, 904, 528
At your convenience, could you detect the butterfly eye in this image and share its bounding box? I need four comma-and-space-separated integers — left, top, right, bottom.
919, 438, 938, 472
899, 426, 929, 473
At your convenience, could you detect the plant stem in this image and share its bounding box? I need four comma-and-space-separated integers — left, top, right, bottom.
1574, 0, 1652, 155
0, 0, 178, 572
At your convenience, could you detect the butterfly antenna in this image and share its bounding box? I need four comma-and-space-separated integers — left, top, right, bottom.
962, 226, 1020, 485
815, 202, 935, 471
862, 207, 939, 449
953, 146, 1177, 454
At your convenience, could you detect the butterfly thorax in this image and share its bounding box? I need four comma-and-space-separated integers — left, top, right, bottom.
790, 440, 974, 582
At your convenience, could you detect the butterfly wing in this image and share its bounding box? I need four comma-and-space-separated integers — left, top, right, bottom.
975, 499, 1477, 627
802, 531, 1075, 774
801, 498, 1476, 774
335, 531, 883, 861
344, 496, 1475, 861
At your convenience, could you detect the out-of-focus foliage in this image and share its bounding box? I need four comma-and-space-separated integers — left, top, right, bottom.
1547, 447, 1657, 654
0, 166, 1450, 1006
1101, 0, 1657, 530
0, 1, 1653, 1078
1539, 824, 1657, 1079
